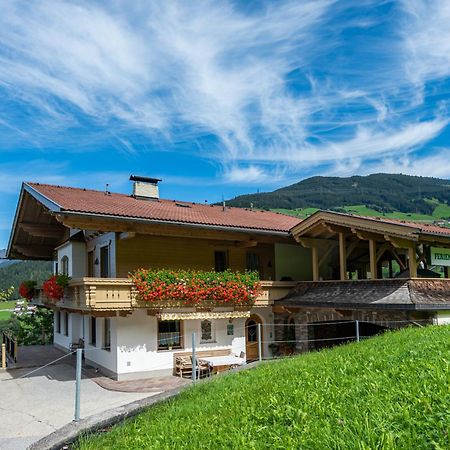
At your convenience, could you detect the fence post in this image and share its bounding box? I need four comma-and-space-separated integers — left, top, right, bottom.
1, 343, 5, 368
355, 320, 360, 342
191, 332, 197, 382
74, 348, 82, 421
257, 323, 262, 362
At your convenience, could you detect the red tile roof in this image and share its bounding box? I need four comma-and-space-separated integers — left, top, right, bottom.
27, 183, 301, 233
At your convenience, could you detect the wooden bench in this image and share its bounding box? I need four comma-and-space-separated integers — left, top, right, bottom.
173, 349, 232, 377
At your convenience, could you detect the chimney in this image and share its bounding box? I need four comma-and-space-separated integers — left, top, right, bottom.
130, 175, 162, 200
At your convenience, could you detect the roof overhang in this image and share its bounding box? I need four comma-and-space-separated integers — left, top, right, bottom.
6, 183, 68, 260
290, 210, 450, 248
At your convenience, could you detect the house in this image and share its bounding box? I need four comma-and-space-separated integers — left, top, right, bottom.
6, 176, 450, 379
6, 176, 305, 379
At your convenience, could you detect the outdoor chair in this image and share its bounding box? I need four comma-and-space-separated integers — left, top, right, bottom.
196, 358, 212, 378
175, 356, 192, 378
69, 338, 85, 352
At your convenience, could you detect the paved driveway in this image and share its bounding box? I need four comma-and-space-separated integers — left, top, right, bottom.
0, 364, 156, 450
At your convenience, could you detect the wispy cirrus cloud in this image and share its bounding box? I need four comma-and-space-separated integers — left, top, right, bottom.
0, 0, 449, 186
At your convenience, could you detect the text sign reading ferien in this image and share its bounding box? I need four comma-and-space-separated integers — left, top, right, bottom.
431, 247, 450, 266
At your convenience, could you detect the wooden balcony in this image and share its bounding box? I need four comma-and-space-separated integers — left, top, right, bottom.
38, 278, 298, 313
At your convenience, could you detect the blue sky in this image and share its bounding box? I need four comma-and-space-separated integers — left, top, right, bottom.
1, 0, 450, 249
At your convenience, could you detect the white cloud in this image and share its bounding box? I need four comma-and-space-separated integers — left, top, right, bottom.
0, 0, 448, 185
401, 0, 450, 86
327, 148, 450, 180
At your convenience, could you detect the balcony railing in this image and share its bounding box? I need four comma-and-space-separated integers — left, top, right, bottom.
38, 278, 298, 312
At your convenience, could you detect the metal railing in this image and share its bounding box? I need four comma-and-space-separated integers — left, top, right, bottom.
2, 331, 18, 365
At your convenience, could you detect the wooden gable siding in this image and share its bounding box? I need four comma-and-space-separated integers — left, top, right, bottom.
115, 234, 275, 279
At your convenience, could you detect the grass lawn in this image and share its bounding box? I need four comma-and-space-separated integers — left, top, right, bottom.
0, 311, 12, 321
0, 300, 16, 310
0, 301, 15, 323
77, 326, 450, 450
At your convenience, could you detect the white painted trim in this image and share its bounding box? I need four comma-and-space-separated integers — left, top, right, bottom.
23, 183, 62, 212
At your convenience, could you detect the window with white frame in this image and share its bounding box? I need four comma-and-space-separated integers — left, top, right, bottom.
61, 255, 69, 276
200, 320, 215, 343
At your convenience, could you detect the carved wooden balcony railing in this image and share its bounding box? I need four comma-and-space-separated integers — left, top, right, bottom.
37, 278, 298, 312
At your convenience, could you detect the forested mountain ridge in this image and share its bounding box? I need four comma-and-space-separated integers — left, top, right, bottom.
0, 255, 52, 299
226, 174, 450, 215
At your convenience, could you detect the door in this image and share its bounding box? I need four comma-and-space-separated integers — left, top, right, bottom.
245, 315, 263, 361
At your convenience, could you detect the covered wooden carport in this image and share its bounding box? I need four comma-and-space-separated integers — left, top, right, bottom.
290, 211, 450, 281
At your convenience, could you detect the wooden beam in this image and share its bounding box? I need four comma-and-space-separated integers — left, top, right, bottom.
369, 239, 377, 279
376, 243, 390, 263
408, 245, 418, 278
390, 249, 407, 271
318, 245, 336, 268
339, 232, 347, 280
351, 228, 383, 241
325, 224, 351, 235
19, 222, 62, 238
346, 240, 359, 259
14, 244, 54, 258
384, 235, 417, 248
234, 240, 258, 248
118, 232, 136, 240
56, 215, 291, 244
312, 246, 319, 281
298, 237, 338, 248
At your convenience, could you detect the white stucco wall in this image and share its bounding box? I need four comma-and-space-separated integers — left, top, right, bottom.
53, 310, 72, 349
55, 241, 87, 278
86, 232, 116, 277
435, 311, 450, 325
83, 315, 118, 374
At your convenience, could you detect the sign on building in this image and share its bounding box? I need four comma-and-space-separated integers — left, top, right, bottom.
430, 247, 450, 267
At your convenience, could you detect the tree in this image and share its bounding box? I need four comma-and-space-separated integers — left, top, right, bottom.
0, 286, 14, 302
8, 308, 54, 345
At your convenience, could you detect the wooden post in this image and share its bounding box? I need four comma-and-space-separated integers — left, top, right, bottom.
339, 232, 347, 280
312, 246, 319, 281
369, 240, 377, 279
445, 267, 449, 279
408, 245, 418, 278
1, 343, 5, 369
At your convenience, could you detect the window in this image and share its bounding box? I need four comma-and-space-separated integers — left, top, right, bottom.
104, 318, 111, 351
90, 317, 97, 346
247, 319, 258, 343
214, 251, 228, 272
200, 320, 215, 343
87, 251, 94, 277
56, 311, 61, 334
246, 252, 260, 273
61, 256, 69, 276
64, 312, 69, 336
100, 246, 110, 278
157, 320, 182, 350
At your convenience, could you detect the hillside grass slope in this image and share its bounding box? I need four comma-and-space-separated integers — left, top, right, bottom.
77, 325, 450, 450
227, 173, 450, 216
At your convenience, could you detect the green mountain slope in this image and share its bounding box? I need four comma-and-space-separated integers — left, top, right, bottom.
226, 173, 450, 216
